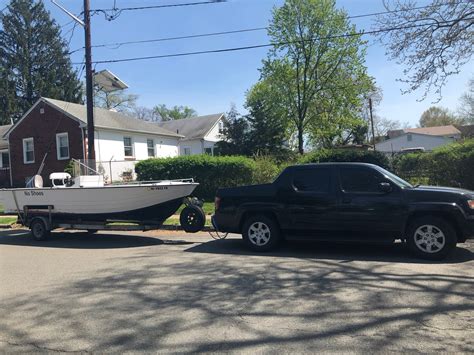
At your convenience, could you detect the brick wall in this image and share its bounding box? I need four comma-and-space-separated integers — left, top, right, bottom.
9, 100, 85, 187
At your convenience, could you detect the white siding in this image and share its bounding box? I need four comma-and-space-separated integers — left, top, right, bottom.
94, 129, 179, 161
375, 133, 454, 152
179, 139, 203, 156
204, 120, 223, 142
94, 129, 179, 182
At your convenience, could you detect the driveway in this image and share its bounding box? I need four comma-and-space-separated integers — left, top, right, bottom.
1, 229, 473, 353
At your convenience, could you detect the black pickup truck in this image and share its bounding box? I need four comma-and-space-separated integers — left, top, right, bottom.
212, 163, 474, 260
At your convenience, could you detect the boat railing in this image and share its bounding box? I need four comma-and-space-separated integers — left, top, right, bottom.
111, 178, 195, 186
71, 159, 101, 177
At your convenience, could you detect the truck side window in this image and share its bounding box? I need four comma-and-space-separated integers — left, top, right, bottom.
293, 169, 331, 193
340, 167, 383, 193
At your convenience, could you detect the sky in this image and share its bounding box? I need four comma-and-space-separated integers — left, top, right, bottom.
1, 0, 472, 127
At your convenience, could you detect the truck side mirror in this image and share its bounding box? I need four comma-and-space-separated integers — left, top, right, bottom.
379, 182, 392, 193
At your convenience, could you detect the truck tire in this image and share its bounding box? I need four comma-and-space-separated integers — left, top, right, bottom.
180, 205, 206, 233
242, 215, 280, 252
406, 216, 456, 260
30, 218, 50, 241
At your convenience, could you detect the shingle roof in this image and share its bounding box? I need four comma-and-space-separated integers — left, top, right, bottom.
43, 98, 183, 138
157, 113, 224, 141
388, 125, 461, 138
0, 124, 12, 150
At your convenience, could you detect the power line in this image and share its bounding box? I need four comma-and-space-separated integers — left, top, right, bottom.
91, 0, 227, 21
72, 17, 472, 65
69, 1, 469, 54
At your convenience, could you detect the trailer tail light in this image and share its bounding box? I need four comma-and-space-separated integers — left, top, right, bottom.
214, 196, 221, 211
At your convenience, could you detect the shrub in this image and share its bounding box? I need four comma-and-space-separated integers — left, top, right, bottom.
393, 139, 474, 189
252, 156, 280, 185
135, 155, 256, 200
299, 148, 390, 169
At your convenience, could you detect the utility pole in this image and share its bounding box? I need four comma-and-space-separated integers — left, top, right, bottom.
369, 98, 376, 151
83, 0, 95, 162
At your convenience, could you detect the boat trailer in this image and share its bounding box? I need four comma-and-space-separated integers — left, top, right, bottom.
18, 197, 207, 241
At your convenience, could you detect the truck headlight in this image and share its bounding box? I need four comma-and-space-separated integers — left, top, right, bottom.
468, 200, 474, 209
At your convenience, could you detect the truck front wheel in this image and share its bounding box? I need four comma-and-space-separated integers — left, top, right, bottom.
242, 215, 280, 252
406, 216, 456, 260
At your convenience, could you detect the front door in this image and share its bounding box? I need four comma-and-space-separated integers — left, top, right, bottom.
336, 166, 405, 239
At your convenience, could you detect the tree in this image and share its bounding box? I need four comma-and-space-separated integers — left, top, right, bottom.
132, 106, 161, 122
375, 0, 474, 99
259, 0, 373, 154
419, 106, 464, 127
245, 81, 289, 155
0, 0, 82, 124
214, 105, 252, 156
457, 77, 474, 123
153, 104, 197, 121
94, 90, 138, 113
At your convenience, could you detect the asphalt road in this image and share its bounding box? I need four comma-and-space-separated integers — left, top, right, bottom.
1, 228, 473, 353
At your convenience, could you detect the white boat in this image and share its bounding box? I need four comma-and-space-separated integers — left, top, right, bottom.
0, 172, 198, 224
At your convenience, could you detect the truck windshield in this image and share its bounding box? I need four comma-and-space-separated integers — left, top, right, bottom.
377, 167, 413, 188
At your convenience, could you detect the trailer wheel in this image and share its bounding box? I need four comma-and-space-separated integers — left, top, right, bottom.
30, 218, 50, 241
180, 205, 206, 233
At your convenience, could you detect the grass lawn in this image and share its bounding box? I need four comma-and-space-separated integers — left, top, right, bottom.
0, 216, 18, 225
163, 216, 212, 227
177, 202, 214, 215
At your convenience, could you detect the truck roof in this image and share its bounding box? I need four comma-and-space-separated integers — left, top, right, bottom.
287, 162, 379, 170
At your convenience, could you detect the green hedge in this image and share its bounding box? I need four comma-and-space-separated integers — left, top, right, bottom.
135, 155, 256, 200
299, 148, 390, 169
393, 139, 474, 190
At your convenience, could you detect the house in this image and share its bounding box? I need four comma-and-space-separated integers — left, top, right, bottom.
1, 98, 225, 187
376, 125, 462, 153
157, 113, 224, 156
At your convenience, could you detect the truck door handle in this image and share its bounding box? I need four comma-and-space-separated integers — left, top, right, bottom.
342, 196, 351, 204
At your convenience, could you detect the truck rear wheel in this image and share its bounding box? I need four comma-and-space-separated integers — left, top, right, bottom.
406, 216, 456, 260
242, 215, 280, 252
30, 218, 50, 241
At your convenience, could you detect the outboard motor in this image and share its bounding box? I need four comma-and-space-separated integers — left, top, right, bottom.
26, 175, 44, 188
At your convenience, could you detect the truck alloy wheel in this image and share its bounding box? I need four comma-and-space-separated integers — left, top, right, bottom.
413, 225, 446, 254
242, 215, 280, 251
406, 217, 456, 260
248, 222, 271, 246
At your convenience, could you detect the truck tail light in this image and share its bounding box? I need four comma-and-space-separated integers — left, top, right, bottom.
214, 196, 221, 211
468, 200, 474, 209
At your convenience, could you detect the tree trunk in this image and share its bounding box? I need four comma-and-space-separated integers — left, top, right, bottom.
297, 127, 304, 155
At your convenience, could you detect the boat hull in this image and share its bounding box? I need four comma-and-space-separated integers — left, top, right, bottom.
0, 182, 198, 223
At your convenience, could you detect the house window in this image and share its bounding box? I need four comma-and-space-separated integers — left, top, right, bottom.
183, 147, 191, 156
0, 151, 9, 168
23, 138, 35, 164
147, 139, 155, 157
56, 133, 69, 160
204, 147, 213, 156
407, 134, 412, 142
218, 120, 224, 133
123, 137, 133, 157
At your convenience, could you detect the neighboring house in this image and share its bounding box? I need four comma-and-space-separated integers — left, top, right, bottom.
3, 97, 183, 187
377, 125, 462, 153
0, 124, 12, 187
157, 114, 225, 156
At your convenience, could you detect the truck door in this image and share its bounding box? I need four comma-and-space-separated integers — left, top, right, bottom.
336, 166, 405, 239
283, 166, 339, 235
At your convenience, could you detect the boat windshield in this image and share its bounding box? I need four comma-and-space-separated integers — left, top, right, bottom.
376, 167, 413, 189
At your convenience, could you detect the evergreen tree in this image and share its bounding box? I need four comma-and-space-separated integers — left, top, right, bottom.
0, 0, 82, 124
214, 105, 252, 156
